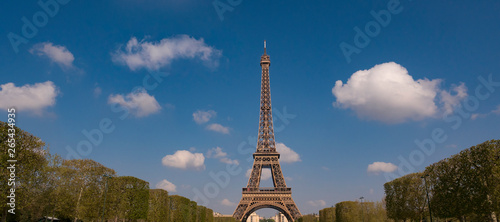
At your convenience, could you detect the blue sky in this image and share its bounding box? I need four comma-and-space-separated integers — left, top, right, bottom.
1, 0, 500, 217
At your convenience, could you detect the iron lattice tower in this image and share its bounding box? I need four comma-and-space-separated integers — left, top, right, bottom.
233, 41, 301, 222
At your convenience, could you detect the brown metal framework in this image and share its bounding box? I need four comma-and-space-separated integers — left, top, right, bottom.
233, 42, 301, 222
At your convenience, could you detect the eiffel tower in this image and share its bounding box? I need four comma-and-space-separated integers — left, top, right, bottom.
233, 41, 301, 222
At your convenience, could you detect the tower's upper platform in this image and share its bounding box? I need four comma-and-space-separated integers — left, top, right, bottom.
260, 40, 270, 66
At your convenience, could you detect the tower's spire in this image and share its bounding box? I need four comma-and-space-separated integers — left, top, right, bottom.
264, 40, 267, 55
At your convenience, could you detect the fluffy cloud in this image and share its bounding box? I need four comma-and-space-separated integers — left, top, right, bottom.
307, 200, 326, 207
367, 162, 398, 174
0, 81, 58, 115
276, 142, 301, 163
206, 123, 230, 134
193, 110, 216, 124
108, 88, 161, 117
112, 35, 222, 71
246, 168, 272, 180
207, 147, 239, 165
207, 147, 226, 158
332, 62, 468, 123
221, 199, 236, 206
31, 42, 75, 69
155, 179, 177, 192
162, 150, 205, 170
440, 83, 468, 115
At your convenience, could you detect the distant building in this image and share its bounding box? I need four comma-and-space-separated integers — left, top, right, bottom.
213, 211, 235, 218
247, 212, 260, 222
272, 212, 288, 222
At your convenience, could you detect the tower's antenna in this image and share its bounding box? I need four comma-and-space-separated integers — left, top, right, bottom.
264, 40, 267, 54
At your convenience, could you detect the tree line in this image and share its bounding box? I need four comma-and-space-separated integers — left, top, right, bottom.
0, 121, 215, 222
384, 140, 500, 222
318, 200, 390, 222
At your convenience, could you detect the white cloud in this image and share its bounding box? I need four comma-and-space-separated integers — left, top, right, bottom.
193, 110, 216, 124
108, 88, 161, 117
0, 81, 58, 115
219, 158, 239, 165
207, 147, 239, 165
322, 166, 330, 171
155, 179, 177, 192
221, 199, 236, 206
31, 42, 75, 69
112, 35, 222, 71
440, 83, 468, 115
162, 150, 205, 170
246, 168, 272, 181
470, 105, 500, 120
93, 86, 102, 97
367, 162, 398, 174
332, 62, 468, 123
276, 142, 301, 163
307, 200, 326, 207
206, 123, 230, 134
207, 147, 227, 158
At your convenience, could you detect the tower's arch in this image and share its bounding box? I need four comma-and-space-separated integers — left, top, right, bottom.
241, 203, 293, 222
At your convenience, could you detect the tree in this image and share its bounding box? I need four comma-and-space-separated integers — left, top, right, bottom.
0, 121, 50, 221
335, 201, 360, 222
148, 189, 169, 222
384, 172, 426, 222
196, 205, 206, 222
298, 214, 319, 222
426, 140, 500, 221
206, 208, 214, 222
169, 195, 191, 222
319, 207, 335, 222
60, 159, 116, 221
106, 176, 149, 221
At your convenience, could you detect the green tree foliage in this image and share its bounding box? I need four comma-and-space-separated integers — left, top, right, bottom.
61, 159, 116, 221
333, 201, 390, 222
196, 205, 207, 222
189, 201, 198, 222
425, 140, 500, 221
106, 176, 149, 221
213, 216, 238, 222
1, 122, 219, 222
335, 201, 360, 222
319, 207, 335, 222
385, 140, 500, 222
148, 189, 169, 222
169, 195, 192, 222
298, 214, 318, 222
384, 172, 426, 221
206, 208, 214, 222
0, 121, 50, 221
